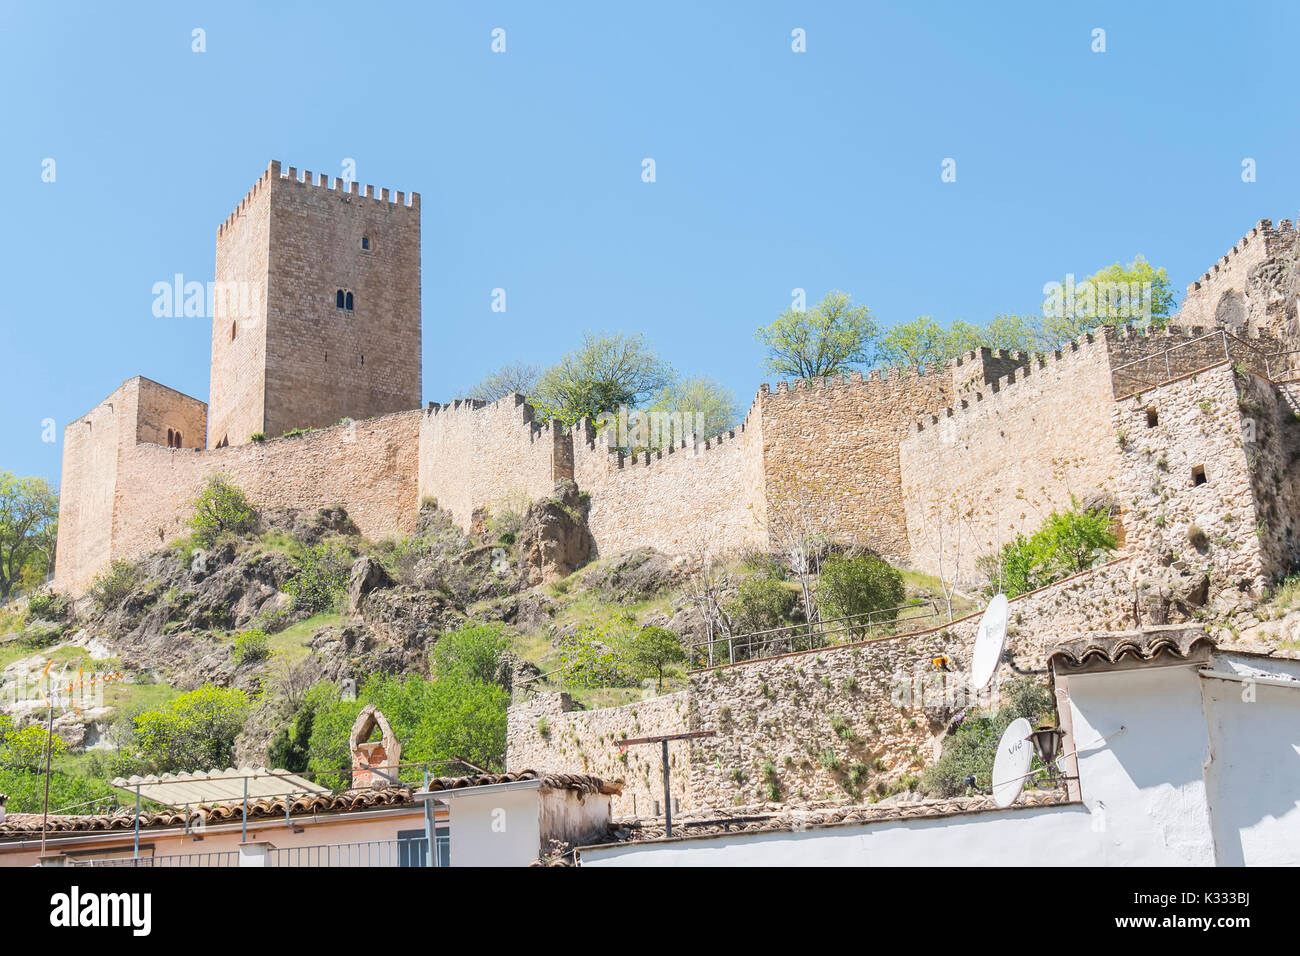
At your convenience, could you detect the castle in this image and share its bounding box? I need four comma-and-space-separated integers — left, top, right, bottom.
54, 162, 1300, 606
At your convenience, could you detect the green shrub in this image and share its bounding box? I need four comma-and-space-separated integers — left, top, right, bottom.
89, 559, 140, 610
977, 498, 1117, 597
724, 576, 796, 634
284, 540, 353, 613
249, 432, 266, 443
0, 721, 67, 771
921, 677, 1055, 797
815, 553, 905, 624
129, 685, 251, 774
188, 474, 258, 547
558, 615, 639, 688
233, 628, 270, 666
26, 592, 67, 620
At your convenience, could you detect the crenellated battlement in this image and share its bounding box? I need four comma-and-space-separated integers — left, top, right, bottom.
217, 159, 420, 237
1185, 216, 1299, 294
911, 332, 1105, 435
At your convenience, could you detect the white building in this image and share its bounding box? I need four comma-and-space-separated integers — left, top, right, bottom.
577, 626, 1300, 866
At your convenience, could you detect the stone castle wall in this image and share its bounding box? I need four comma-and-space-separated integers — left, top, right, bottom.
209, 166, 272, 450
573, 409, 768, 560
209, 161, 421, 448
1178, 218, 1300, 348
899, 334, 1121, 585
507, 557, 1138, 813
1113, 364, 1270, 591
418, 395, 570, 530
507, 692, 690, 818
758, 368, 954, 562
53, 381, 421, 593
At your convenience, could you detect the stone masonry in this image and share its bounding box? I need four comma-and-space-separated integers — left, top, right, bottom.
52, 167, 1300, 609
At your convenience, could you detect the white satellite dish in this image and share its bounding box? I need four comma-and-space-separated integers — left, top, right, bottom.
991, 717, 1033, 808
971, 593, 1009, 690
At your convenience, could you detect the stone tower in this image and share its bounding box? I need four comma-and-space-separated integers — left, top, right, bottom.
208, 160, 421, 447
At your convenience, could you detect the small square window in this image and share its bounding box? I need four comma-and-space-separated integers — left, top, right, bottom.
361, 236, 371, 250
1192, 465, 1207, 486
1146, 408, 1158, 428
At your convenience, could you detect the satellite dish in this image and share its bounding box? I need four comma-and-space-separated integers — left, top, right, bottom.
991, 717, 1034, 808
971, 593, 1009, 690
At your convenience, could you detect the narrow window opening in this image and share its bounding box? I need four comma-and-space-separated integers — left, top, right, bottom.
345, 291, 354, 311
336, 289, 345, 309
1145, 407, 1158, 428
167, 428, 174, 447
361, 236, 370, 250
360, 354, 365, 367
175, 431, 182, 448
1192, 465, 1207, 486
230, 321, 237, 342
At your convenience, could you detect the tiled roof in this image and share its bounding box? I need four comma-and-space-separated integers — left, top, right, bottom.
1048, 625, 1214, 670
423, 770, 622, 796
1, 787, 415, 839
599, 789, 1072, 845
1, 770, 621, 840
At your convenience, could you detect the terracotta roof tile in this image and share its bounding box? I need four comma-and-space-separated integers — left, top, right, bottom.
600, 789, 1072, 845
1, 770, 621, 840
0, 787, 415, 839
1048, 625, 1213, 671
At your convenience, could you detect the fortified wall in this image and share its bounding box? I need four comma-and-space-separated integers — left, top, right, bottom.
52, 178, 1300, 601
1178, 218, 1300, 354
899, 324, 1292, 586
418, 395, 570, 529
55, 377, 422, 593
508, 558, 1140, 813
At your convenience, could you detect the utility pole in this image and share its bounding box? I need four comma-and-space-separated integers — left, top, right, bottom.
615, 731, 716, 838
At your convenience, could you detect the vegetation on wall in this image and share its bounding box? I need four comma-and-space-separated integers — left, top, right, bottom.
977, 498, 1117, 597
921, 678, 1056, 798
188, 473, 258, 547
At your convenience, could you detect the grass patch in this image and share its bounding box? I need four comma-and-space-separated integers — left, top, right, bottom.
265, 612, 343, 664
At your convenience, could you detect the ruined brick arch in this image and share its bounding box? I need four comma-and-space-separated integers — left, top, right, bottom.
349, 704, 401, 788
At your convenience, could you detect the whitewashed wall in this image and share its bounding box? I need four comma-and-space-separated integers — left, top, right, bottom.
581, 654, 1300, 867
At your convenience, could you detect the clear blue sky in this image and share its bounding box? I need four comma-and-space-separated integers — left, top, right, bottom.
3, 0, 1298, 486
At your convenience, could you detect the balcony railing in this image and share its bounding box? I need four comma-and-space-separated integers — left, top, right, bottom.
69, 850, 238, 867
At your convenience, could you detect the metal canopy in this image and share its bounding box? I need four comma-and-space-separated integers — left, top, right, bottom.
109, 768, 329, 808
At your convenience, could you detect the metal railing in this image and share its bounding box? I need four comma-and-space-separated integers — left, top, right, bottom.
1110, 329, 1297, 398
688, 600, 941, 668
268, 838, 428, 868
70, 850, 238, 867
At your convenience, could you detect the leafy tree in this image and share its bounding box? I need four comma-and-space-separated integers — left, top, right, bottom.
462, 360, 544, 404
431, 623, 511, 689
0, 722, 66, 772
630, 626, 686, 691
878, 316, 960, 369
188, 474, 257, 547
815, 553, 906, 624
88, 559, 141, 610
0, 472, 59, 601
233, 628, 270, 665
646, 375, 741, 441
267, 701, 315, 773
130, 686, 250, 774
1040, 255, 1175, 345
558, 615, 639, 688
0, 767, 119, 814
723, 576, 796, 635
756, 291, 878, 379
284, 540, 353, 613
531, 331, 675, 425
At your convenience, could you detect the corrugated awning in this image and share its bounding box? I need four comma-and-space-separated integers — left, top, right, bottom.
109, 768, 329, 808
